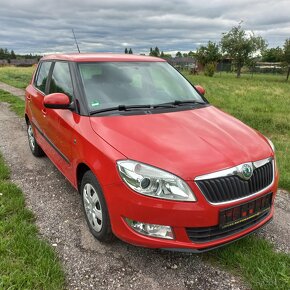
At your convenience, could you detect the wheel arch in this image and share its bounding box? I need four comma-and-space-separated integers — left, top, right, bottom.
76, 162, 92, 193
25, 114, 29, 125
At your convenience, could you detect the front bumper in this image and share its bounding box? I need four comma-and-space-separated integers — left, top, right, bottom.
103, 172, 278, 251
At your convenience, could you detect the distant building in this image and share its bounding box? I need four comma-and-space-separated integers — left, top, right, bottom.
167, 57, 197, 71
254, 62, 282, 73
0, 59, 8, 66
216, 58, 233, 72
10, 59, 38, 66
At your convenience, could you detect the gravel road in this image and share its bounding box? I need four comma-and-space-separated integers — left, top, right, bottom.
0, 102, 289, 289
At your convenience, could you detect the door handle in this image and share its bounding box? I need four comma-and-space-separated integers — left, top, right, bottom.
42, 108, 47, 115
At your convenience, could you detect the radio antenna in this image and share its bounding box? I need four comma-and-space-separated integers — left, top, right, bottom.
72, 29, 80, 53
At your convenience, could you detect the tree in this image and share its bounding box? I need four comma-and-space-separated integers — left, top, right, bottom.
175, 51, 182, 57
262, 47, 283, 62
149, 47, 160, 57
220, 24, 266, 77
188, 51, 195, 58
284, 38, 290, 81
124, 48, 128, 54
0, 47, 11, 59
160, 51, 171, 59
10, 50, 16, 59
154, 46, 160, 57
128, 48, 133, 54
196, 41, 221, 66
196, 41, 221, 77
0, 48, 4, 59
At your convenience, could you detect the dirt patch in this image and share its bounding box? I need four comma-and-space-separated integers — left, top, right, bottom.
0, 102, 288, 289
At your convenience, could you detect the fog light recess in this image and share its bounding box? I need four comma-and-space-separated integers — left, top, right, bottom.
125, 218, 174, 240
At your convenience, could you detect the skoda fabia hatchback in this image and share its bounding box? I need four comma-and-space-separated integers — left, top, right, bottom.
25, 54, 278, 252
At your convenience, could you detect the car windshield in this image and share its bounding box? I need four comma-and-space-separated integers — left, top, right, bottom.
78, 61, 205, 112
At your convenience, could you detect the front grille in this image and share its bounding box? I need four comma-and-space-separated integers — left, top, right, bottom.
186, 209, 270, 243
196, 161, 273, 203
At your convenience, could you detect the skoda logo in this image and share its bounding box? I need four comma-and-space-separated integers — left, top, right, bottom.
241, 164, 253, 179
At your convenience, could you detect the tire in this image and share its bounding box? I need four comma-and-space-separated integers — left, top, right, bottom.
27, 121, 45, 157
81, 171, 114, 242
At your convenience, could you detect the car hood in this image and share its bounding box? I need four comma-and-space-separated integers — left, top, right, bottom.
90, 106, 272, 180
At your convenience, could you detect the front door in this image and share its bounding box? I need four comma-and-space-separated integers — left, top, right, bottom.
44, 61, 76, 182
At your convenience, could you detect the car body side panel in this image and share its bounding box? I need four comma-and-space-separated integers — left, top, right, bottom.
70, 116, 126, 188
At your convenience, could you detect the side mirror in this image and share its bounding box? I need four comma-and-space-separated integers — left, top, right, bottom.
195, 85, 206, 95
43, 93, 72, 109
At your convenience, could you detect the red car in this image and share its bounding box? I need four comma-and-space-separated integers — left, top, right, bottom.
25, 53, 278, 252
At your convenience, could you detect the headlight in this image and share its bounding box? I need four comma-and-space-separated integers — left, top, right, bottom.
117, 160, 196, 201
266, 137, 275, 152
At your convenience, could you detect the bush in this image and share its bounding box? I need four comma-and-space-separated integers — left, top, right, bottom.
204, 63, 216, 77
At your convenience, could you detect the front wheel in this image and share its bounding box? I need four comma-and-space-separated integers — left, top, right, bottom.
27, 121, 44, 157
81, 171, 114, 242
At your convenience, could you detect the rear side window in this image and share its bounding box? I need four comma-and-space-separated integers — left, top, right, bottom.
49, 62, 74, 99
35, 61, 52, 93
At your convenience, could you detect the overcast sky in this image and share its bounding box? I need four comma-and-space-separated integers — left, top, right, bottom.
0, 0, 289, 55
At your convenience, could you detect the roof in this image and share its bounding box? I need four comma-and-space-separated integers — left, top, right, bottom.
41, 53, 165, 62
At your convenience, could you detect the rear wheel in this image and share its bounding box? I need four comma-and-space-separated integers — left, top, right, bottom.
27, 121, 44, 157
81, 171, 114, 242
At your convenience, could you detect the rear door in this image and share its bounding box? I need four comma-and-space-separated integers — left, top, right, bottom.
27, 61, 52, 134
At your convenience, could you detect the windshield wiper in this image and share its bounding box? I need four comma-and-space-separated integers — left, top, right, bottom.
168, 100, 206, 106
89, 101, 201, 115
90, 105, 150, 115
89, 104, 176, 115
152, 100, 206, 108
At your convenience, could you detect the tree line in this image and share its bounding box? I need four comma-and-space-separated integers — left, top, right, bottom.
128, 24, 290, 79
194, 24, 290, 79
0, 48, 41, 60
0, 48, 16, 60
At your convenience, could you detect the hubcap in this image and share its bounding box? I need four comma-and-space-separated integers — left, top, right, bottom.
27, 124, 35, 151
83, 183, 103, 232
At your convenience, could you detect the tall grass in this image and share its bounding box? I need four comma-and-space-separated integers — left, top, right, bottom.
0, 66, 35, 89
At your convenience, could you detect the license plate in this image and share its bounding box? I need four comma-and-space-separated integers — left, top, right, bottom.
219, 193, 272, 229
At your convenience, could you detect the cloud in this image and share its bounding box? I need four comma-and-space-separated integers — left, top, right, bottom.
0, 0, 289, 54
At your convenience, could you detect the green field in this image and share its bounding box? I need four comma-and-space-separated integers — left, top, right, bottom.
0, 66, 35, 89
0, 67, 289, 290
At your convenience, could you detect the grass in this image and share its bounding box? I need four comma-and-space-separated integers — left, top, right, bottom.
183, 71, 290, 191
206, 235, 290, 290
0, 90, 65, 289
0, 90, 25, 116
0, 66, 35, 89
0, 68, 290, 290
